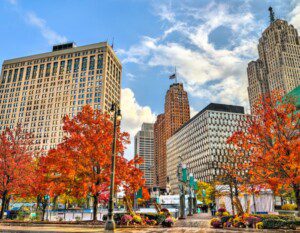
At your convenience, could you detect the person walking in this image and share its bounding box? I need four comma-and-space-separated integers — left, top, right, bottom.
210, 202, 216, 216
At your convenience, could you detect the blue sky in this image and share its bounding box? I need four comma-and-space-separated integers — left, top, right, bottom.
0, 0, 299, 158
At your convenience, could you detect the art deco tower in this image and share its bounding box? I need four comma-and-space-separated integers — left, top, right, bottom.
247, 8, 300, 112
154, 83, 190, 192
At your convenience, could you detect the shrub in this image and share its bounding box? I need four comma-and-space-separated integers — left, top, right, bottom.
262, 219, 286, 229
256, 222, 263, 229
210, 218, 221, 227
75, 216, 81, 221
133, 215, 142, 224
143, 213, 158, 221
245, 216, 261, 228
220, 215, 233, 224
218, 207, 226, 213
120, 214, 133, 225
156, 213, 166, 224
211, 219, 222, 228
282, 204, 297, 210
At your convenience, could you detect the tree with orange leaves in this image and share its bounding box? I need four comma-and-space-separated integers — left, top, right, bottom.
121, 155, 146, 214
0, 125, 35, 219
227, 91, 300, 216
45, 105, 131, 221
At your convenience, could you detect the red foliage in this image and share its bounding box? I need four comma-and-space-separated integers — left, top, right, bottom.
0, 125, 35, 219
227, 91, 300, 215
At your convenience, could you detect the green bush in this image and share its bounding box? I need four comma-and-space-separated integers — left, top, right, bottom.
262, 219, 286, 229
220, 215, 233, 224
156, 213, 166, 224
142, 213, 158, 221
254, 214, 295, 221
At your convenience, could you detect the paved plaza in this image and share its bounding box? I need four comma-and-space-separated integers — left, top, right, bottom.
0, 225, 300, 233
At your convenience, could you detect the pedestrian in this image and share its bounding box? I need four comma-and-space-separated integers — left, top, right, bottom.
210, 202, 216, 216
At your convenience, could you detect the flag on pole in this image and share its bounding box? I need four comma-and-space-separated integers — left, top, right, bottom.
169, 73, 176, 79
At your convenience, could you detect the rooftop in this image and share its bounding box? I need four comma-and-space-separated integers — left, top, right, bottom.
3, 41, 121, 66
174, 103, 245, 135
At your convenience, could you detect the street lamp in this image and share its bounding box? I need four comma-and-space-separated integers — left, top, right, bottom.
105, 103, 122, 231
188, 173, 194, 216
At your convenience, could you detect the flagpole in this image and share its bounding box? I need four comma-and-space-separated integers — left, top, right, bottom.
175, 67, 177, 84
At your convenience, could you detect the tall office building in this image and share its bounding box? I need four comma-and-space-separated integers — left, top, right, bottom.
154, 83, 190, 191
166, 103, 248, 193
0, 42, 122, 151
134, 123, 154, 188
248, 10, 300, 113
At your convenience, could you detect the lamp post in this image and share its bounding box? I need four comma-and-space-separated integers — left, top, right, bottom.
193, 178, 198, 214
188, 173, 193, 216
177, 160, 186, 219
105, 103, 122, 231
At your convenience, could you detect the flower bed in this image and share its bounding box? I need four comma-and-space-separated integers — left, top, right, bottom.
102, 208, 176, 228
210, 207, 300, 230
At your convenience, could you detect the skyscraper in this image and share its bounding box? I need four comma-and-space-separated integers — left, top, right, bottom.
134, 123, 154, 188
166, 103, 248, 193
247, 9, 300, 113
154, 83, 190, 192
0, 42, 122, 151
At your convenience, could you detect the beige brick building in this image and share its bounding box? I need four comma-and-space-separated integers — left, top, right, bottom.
248, 19, 300, 112
0, 42, 121, 151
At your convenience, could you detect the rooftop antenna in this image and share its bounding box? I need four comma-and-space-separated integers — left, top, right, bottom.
111, 37, 114, 49
268, 6, 275, 24
169, 67, 177, 84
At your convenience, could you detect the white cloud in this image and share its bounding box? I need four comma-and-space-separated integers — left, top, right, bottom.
121, 88, 156, 159
190, 106, 198, 118
119, 1, 263, 108
25, 12, 67, 45
6, 0, 67, 45
126, 72, 136, 81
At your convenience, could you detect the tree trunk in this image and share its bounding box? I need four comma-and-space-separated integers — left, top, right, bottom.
0, 190, 8, 219
252, 193, 257, 214
92, 194, 98, 221
41, 201, 47, 221
52, 195, 58, 210
229, 183, 235, 215
294, 185, 300, 217
36, 195, 41, 212
4, 195, 11, 212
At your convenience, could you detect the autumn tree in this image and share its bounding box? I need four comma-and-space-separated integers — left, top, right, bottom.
0, 125, 35, 219
196, 181, 216, 205
121, 155, 146, 215
227, 91, 300, 216
45, 105, 130, 221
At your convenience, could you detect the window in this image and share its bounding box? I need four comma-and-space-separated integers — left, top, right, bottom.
67, 59, 72, 73
74, 58, 80, 72
46, 63, 51, 77
89, 56, 95, 70
60, 60, 65, 74
97, 54, 103, 69
81, 57, 87, 71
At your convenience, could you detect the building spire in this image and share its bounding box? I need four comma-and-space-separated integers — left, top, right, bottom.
268, 6, 275, 24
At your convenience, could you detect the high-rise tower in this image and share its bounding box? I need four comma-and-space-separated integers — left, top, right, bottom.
0, 42, 121, 151
247, 9, 300, 112
134, 123, 154, 188
154, 83, 190, 192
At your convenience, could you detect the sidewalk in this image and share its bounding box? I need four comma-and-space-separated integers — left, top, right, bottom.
174, 213, 211, 228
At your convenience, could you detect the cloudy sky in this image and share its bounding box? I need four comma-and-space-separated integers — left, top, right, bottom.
0, 0, 299, 158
